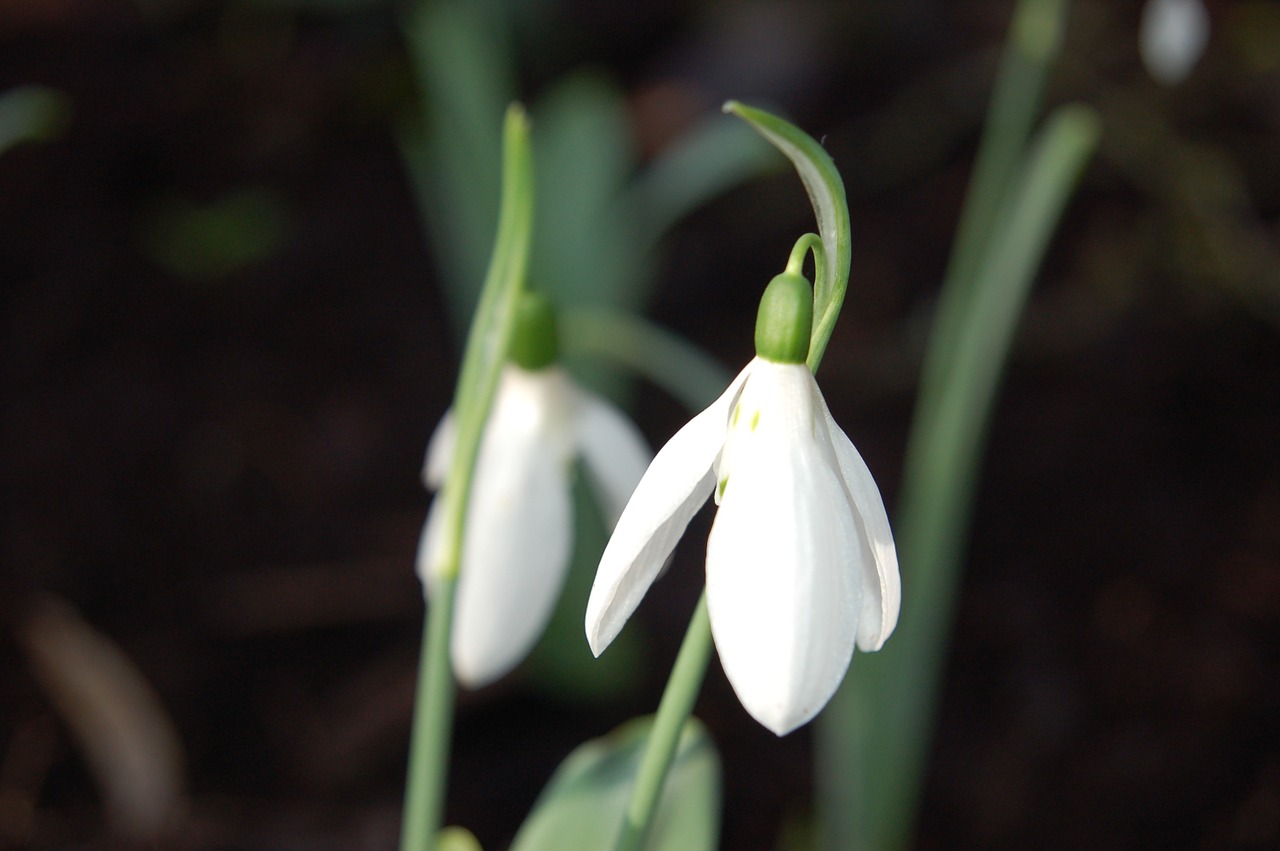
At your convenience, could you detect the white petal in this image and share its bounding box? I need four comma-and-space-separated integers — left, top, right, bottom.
817, 397, 901, 652
572, 388, 652, 529
706, 361, 862, 735
451, 432, 572, 686
433, 366, 577, 687
1140, 0, 1210, 86
415, 496, 447, 597
422, 409, 456, 489
584, 364, 752, 656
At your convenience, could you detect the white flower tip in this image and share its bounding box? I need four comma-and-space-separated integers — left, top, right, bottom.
584, 593, 624, 658
1140, 0, 1210, 86
451, 638, 525, 689
750, 701, 820, 737
856, 539, 901, 653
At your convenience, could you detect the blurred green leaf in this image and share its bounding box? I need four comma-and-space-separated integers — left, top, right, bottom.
401, 0, 515, 331
828, 103, 1099, 851
627, 112, 779, 253
138, 188, 288, 282
559, 308, 732, 413
511, 717, 721, 851
529, 74, 643, 313
0, 86, 71, 156
401, 104, 535, 851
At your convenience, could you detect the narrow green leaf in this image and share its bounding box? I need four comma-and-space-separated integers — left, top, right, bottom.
626, 113, 779, 252
926, 0, 1069, 392
511, 717, 721, 851
401, 0, 516, 327
0, 85, 71, 156
722, 101, 851, 371
400, 103, 534, 851
558, 308, 732, 413
528, 74, 643, 313
825, 103, 1099, 851
437, 103, 536, 575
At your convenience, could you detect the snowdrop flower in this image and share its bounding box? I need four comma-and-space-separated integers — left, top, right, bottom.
585, 273, 900, 735
1140, 0, 1210, 85
418, 294, 651, 687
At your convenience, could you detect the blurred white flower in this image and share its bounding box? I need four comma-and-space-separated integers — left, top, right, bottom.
1140, 0, 1210, 85
418, 363, 650, 687
585, 355, 900, 735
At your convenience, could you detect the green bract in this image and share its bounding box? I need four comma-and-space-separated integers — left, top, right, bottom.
753, 273, 813, 365
510, 291, 559, 370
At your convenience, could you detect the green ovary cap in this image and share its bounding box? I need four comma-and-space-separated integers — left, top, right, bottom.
510, 291, 559, 370
754, 272, 813, 364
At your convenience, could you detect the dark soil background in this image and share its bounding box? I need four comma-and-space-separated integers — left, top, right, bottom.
2, 1, 1278, 849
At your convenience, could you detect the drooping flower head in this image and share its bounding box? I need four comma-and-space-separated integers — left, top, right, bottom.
419, 292, 651, 687
585, 273, 900, 735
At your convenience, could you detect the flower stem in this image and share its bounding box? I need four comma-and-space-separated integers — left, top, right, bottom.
400, 574, 458, 851
615, 592, 714, 851
785, 232, 823, 279
399, 104, 534, 851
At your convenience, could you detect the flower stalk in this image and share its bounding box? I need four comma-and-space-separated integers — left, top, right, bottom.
400, 103, 534, 851
614, 593, 714, 851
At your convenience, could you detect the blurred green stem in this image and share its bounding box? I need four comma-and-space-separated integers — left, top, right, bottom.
615, 593, 714, 851
400, 105, 534, 851
401, 575, 458, 851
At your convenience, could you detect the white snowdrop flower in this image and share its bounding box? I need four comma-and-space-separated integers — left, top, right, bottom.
1140, 0, 1210, 85
585, 273, 900, 735
418, 294, 651, 688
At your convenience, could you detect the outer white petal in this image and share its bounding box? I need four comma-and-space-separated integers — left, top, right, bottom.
817, 395, 901, 652
1140, 0, 1210, 86
451, 430, 572, 686
571, 387, 652, 529
435, 366, 577, 687
584, 364, 752, 656
415, 496, 447, 597
422, 409, 456, 489
706, 360, 862, 736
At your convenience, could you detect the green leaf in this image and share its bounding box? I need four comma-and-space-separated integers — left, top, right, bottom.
400, 103, 535, 851
138, 188, 288, 282
401, 0, 516, 329
558, 308, 732, 413
435, 102, 536, 577
529, 74, 641, 313
722, 101, 851, 372
511, 717, 721, 851
627, 112, 779, 254
0, 85, 71, 156
826, 103, 1099, 851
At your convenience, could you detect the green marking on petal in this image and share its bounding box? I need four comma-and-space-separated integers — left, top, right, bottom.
730, 402, 741, 427
717, 477, 728, 500
749, 410, 760, 431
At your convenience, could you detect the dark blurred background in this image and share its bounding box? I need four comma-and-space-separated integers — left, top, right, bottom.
2, 0, 1278, 849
